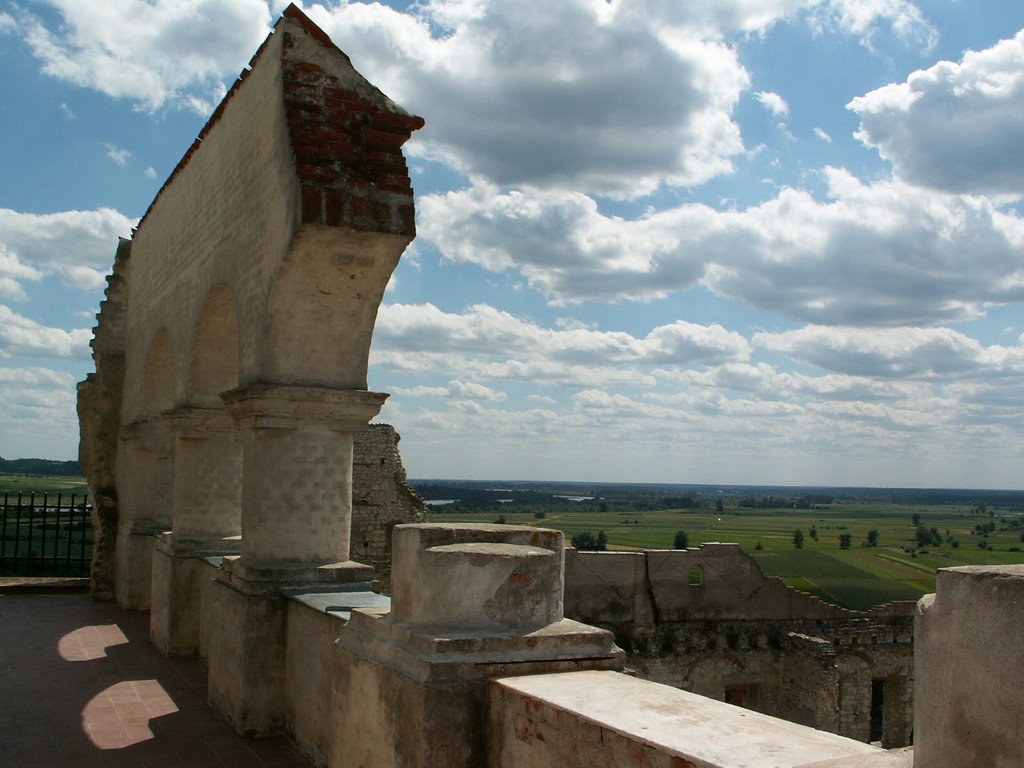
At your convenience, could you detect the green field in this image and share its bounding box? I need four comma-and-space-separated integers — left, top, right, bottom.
1, 475, 93, 576
429, 502, 1024, 610
0, 474, 88, 497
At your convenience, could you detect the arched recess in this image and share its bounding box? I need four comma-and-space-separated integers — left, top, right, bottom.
114, 327, 176, 609
260, 232, 400, 389
189, 284, 240, 405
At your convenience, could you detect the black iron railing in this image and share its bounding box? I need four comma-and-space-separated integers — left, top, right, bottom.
0, 492, 93, 576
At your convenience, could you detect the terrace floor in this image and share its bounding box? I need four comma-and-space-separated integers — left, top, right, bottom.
0, 591, 313, 768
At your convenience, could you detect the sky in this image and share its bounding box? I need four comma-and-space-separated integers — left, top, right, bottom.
1, 0, 1023, 489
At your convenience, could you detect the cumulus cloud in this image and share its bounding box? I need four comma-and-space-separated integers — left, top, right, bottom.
308, 0, 751, 196
375, 303, 750, 371
0, 246, 44, 301
14, 0, 271, 113
814, 127, 833, 142
0, 366, 81, 459
850, 29, 1024, 196
754, 326, 1024, 378
0, 305, 92, 358
419, 170, 1024, 325
392, 379, 508, 403
0, 208, 133, 292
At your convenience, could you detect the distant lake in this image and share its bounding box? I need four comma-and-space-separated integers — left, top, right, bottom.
554, 495, 594, 502
424, 499, 458, 506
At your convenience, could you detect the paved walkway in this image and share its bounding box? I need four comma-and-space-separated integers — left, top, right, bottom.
0, 593, 314, 768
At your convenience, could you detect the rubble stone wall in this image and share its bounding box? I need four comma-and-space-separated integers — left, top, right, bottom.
564, 546, 915, 747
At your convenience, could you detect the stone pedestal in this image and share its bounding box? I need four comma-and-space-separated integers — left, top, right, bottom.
913, 565, 1024, 768
333, 523, 625, 768
114, 518, 166, 610
151, 407, 242, 655
206, 384, 384, 735
114, 418, 173, 609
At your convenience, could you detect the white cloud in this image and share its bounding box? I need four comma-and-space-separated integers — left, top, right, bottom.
144, 166, 158, 179
0, 305, 92, 359
58, 102, 76, 119
375, 303, 750, 373
15, 0, 271, 113
756, 90, 789, 118
0, 366, 81, 460
419, 171, 1024, 325
307, 0, 752, 197
0, 208, 133, 292
814, 127, 833, 142
850, 29, 1024, 195
754, 326, 1024, 378
0, 246, 44, 301
105, 144, 132, 166
811, 0, 937, 51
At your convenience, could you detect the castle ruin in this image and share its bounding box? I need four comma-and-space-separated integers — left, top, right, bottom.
76, 6, 1024, 767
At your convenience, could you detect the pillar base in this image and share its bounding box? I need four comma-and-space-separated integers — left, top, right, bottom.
114, 519, 167, 610
150, 534, 241, 656
334, 610, 625, 768
206, 556, 375, 736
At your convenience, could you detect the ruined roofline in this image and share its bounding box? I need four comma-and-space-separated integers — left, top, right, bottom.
134, 2, 424, 233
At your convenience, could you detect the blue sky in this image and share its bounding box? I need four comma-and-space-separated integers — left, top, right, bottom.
2, 0, 1024, 489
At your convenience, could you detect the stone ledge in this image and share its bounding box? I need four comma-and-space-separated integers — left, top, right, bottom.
492, 670, 880, 768
796, 748, 913, 768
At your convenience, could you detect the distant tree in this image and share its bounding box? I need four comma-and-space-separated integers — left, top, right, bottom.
674, 530, 689, 550
495, 514, 507, 525
916, 525, 934, 548
912, 513, 921, 526
866, 529, 880, 547
978, 539, 988, 549
793, 529, 805, 549
809, 526, 818, 541
715, 498, 724, 513
533, 510, 546, 519
595, 530, 608, 551
839, 533, 852, 550
754, 542, 764, 551
599, 501, 608, 514
571, 531, 598, 550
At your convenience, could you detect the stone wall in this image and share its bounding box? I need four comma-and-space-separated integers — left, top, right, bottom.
350, 423, 426, 592
564, 546, 915, 747
76, 238, 130, 600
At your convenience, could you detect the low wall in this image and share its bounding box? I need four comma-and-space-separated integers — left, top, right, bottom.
490, 670, 885, 768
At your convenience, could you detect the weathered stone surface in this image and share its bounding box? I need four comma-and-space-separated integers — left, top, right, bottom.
390, 523, 565, 631
913, 565, 1024, 768
565, 546, 915, 747
490, 670, 881, 768
334, 523, 624, 768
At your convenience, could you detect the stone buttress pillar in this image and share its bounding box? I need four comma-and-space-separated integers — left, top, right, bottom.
205, 384, 385, 735
114, 417, 173, 610
150, 407, 242, 655
333, 523, 625, 768
913, 565, 1024, 768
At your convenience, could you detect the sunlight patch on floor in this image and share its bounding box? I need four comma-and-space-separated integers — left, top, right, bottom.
57, 623, 129, 661
82, 680, 179, 749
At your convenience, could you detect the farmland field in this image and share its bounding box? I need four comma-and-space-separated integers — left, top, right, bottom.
428, 500, 1024, 610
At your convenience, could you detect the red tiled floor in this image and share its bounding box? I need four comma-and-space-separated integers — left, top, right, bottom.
0, 594, 314, 768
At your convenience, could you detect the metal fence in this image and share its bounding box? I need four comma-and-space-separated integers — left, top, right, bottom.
0, 492, 93, 577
